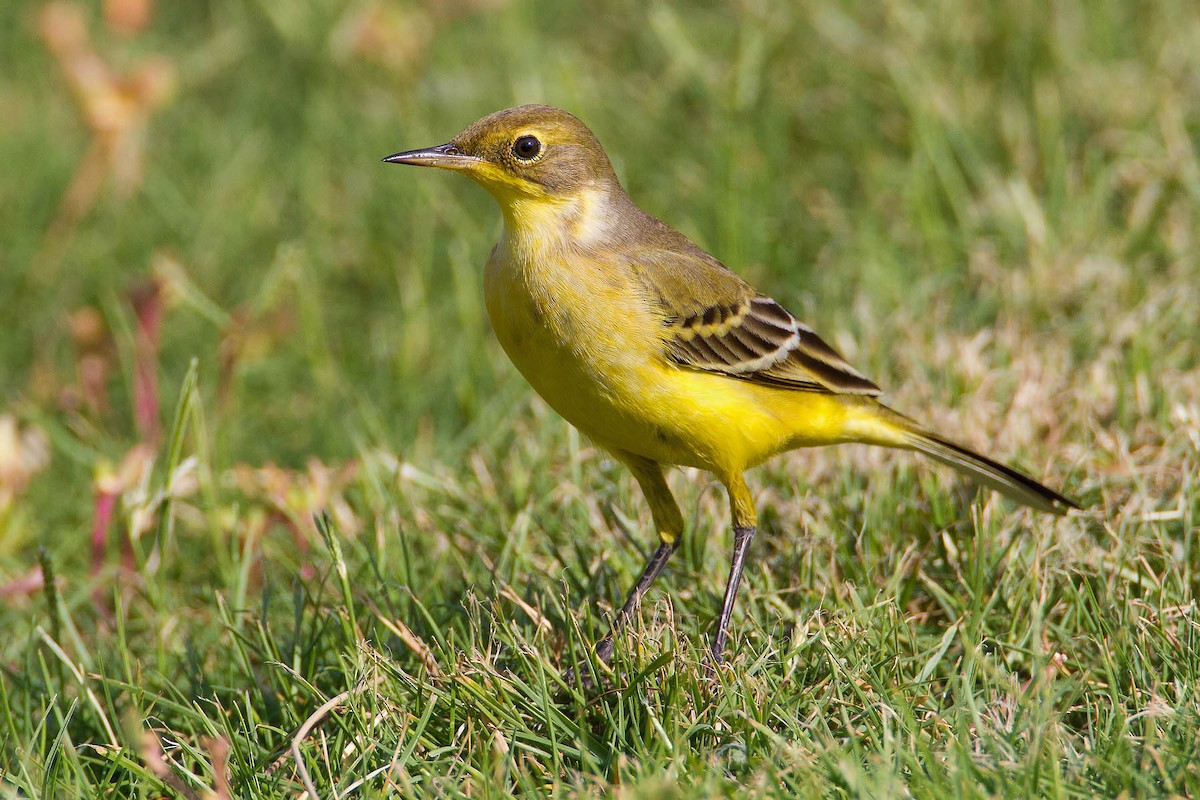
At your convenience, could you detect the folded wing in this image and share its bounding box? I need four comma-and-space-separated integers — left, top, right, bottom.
628, 243, 881, 396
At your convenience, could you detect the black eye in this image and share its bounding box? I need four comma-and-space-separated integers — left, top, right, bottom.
512, 135, 541, 161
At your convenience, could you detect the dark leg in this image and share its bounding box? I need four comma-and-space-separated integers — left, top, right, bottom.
569, 456, 683, 683
710, 524, 757, 661
594, 538, 679, 662
709, 473, 758, 664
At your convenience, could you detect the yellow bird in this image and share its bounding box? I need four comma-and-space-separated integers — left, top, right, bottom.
384, 104, 1078, 665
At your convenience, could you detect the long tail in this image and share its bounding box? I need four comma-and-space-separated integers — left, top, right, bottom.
849, 403, 1080, 514
901, 427, 1079, 514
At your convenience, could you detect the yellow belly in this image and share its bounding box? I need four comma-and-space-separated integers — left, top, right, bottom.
483, 244, 866, 476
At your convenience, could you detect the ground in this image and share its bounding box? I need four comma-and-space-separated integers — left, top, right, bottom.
1, 0, 1197, 797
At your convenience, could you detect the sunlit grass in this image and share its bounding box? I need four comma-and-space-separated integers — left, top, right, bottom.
1, 0, 1198, 796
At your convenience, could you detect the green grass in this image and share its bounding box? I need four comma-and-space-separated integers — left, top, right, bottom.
2, 0, 1198, 796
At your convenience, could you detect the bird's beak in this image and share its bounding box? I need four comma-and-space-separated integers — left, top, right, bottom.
382, 142, 480, 170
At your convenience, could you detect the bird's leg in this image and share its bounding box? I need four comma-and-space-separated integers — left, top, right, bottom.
591, 456, 684, 664
593, 538, 677, 662
710, 524, 757, 660
711, 473, 758, 662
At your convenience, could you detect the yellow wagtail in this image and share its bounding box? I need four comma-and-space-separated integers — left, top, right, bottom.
384, 105, 1078, 665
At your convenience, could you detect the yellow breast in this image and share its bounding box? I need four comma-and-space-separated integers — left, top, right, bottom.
484, 228, 661, 452
481, 191, 863, 477
486, 247, 827, 476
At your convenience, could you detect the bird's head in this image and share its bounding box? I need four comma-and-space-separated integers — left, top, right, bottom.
384, 105, 619, 204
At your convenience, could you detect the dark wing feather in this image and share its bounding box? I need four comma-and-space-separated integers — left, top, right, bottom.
622, 237, 880, 396
666, 295, 881, 395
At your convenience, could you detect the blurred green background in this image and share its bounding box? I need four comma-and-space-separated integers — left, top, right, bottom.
5, 0, 1196, 485
2, 0, 1198, 795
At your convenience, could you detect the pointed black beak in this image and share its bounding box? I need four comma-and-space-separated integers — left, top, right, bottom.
382, 142, 479, 169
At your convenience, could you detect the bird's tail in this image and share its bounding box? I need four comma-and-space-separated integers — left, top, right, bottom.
850, 403, 1079, 515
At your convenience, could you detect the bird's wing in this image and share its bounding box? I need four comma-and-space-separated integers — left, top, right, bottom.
628, 244, 882, 396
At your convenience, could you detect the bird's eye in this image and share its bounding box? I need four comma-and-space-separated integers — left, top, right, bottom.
512, 135, 542, 161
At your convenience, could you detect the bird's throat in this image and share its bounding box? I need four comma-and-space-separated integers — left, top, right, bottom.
499, 186, 619, 253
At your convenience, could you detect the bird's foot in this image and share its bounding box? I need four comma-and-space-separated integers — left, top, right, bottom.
560, 635, 615, 691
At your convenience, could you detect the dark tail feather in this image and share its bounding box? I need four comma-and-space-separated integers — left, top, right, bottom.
901, 428, 1079, 515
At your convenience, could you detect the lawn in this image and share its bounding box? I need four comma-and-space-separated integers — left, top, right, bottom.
1, 0, 1197, 796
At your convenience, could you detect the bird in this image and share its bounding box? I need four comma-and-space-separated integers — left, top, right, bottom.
383, 104, 1078, 669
